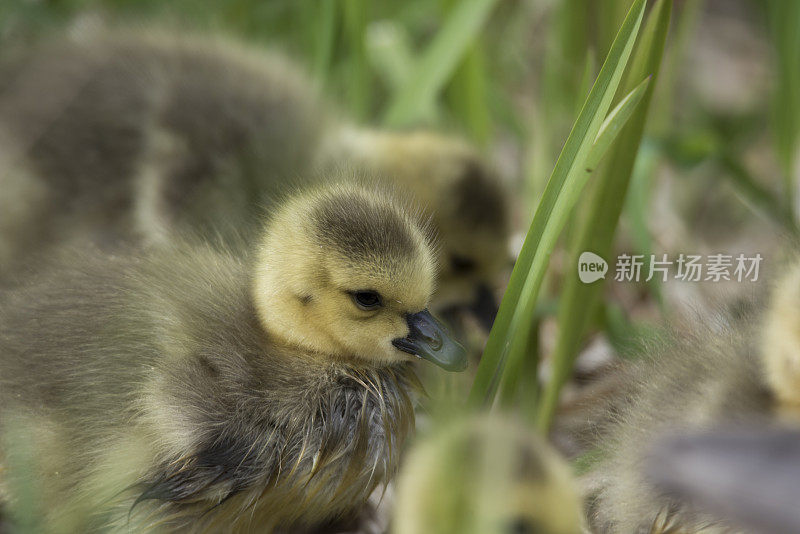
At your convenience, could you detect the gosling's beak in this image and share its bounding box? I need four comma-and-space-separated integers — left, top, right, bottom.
392, 309, 467, 372
471, 283, 499, 331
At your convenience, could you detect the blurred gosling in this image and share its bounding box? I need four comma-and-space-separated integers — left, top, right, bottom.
0, 28, 510, 323
0, 182, 466, 533
647, 426, 800, 534
324, 128, 510, 327
393, 416, 583, 534
589, 259, 800, 533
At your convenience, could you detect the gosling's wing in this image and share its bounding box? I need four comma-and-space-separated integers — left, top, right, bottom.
647, 427, 800, 534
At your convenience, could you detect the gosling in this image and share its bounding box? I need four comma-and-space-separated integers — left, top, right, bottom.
588, 259, 800, 533
0, 182, 466, 533
0, 28, 509, 324
393, 415, 583, 534
647, 426, 800, 534
325, 128, 510, 327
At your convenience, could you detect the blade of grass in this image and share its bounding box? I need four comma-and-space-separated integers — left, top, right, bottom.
587, 77, 651, 171
441, 0, 491, 144
563, 50, 599, 262
383, 0, 499, 126
545, 0, 590, 119
718, 151, 798, 233
446, 41, 491, 145
550, 0, 590, 101
574, 49, 597, 114
468, 0, 647, 409
497, 78, 649, 407
342, 0, 370, 120
517, 314, 542, 417
767, 0, 800, 206
311, 0, 337, 89
366, 21, 414, 91
593, 0, 632, 60
652, 0, 704, 136
624, 139, 665, 307
567, 78, 650, 257
536, 0, 671, 431
527, 0, 591, 206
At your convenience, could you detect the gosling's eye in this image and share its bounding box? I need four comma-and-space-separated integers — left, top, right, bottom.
450, 254, 477, 274
351, 290, 382, 311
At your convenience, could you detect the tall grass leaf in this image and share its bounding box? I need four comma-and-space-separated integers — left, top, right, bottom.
536, 0, 671, 430
624, 139, 665, 307
446, 42, 491, 145
528, 0, 590, 204
574, 49, 597, 114
586, 77, 651, 171
468, 0, 647, 409
440, 0, 491, 144
652, 0, 703, 136
366, 21, 414, 91
383, 0, 499, 127
767, 0, 800, 205
718, 151, 798, 233
343, 0, 370, 120
593, 0, 632, 60
497, 78, 650, 407
311, 0, 337, 89
545, 0, 590, 118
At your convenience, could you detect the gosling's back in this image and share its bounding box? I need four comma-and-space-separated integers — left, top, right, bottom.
0, 241, 415, 532
0, 29, 327, 270
590, 314, 773, 533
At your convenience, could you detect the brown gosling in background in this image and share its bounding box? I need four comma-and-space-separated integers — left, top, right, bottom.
588, 259, 800, 533
393, 415, 583, 534
0, 182, 466, 533
0, 27, 510, 325
323, 128, 510, 328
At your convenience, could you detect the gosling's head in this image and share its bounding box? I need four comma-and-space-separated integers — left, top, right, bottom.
762, 258, 800, 411
394, 416, 583, 534
330, 129, 511, 329
253, 182, 467, 371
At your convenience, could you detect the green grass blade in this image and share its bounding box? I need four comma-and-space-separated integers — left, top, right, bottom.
593, 0, 632, 60
527, 0, 591, 204
366, 21, 414, 91
718, 151, 798, 233
624, 140, 665, 306
652, 0, 703, 135
441, 0, 491, 144
574, 49, 597, 114
343, 0, 370, 120
536, 0, 672, 430
468, 0, 647, 409
311, 0, 337, 88
497, 78, 648, 406
382, 0, 499, 126
446, 41, 491, 145
545, 0, 590, 117
586, 77, 651, 172
767, 0, 800, 203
